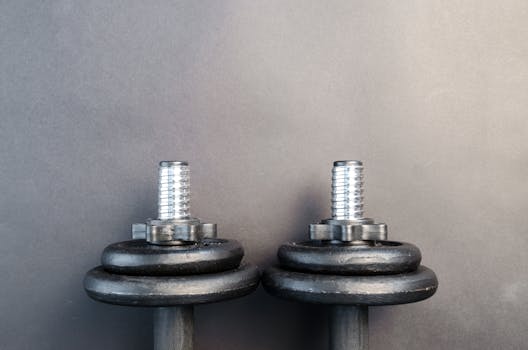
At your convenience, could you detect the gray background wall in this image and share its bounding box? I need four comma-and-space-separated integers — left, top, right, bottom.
1, 1, 527, 349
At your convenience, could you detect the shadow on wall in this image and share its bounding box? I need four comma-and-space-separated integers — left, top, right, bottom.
257, 188, 328, 268
195, 187, 328, 350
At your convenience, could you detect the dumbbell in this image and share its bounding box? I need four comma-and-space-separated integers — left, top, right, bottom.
84, 161, 259, 350
263, 160, 438, 350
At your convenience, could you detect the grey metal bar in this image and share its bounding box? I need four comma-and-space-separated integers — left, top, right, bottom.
329, 305, 368, 350
154, 306, 194, 350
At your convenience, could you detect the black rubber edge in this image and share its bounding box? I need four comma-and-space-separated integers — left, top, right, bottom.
101, 238, 244, 276
84, 263, 260, 306
262, 265, 438, 306
278, 240, 421, 275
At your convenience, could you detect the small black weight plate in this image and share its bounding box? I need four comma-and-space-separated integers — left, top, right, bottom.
84, 263, 260, 306
262, 265, 438, 306
278, 240, 421, 275
101, 238, 243, 275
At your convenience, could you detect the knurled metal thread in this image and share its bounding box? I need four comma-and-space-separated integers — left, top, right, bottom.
331, 160, 364, 220
158, 161, 190, 220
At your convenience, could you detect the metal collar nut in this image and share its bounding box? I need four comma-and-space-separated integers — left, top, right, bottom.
132, 219, 217, 245
309, 220, 387, 242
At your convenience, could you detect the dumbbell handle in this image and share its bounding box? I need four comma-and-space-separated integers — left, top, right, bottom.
330, 305, 368, 350
154, 306, 194, 350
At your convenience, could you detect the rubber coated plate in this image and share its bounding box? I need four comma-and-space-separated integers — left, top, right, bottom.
84, 263, 260, 306
101, 239, 243, 276
262, 265, 437, 306
278, 240, 421, 275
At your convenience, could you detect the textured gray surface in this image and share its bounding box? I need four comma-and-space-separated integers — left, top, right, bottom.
1, 1, 527, 349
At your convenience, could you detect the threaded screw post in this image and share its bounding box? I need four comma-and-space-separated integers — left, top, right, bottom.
331, 160, 364, 221
157, 161, 191, 220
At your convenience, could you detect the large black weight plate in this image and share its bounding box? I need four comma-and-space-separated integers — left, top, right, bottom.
278, 240, 421, 275
84, 263, 260, 306
101, 239, 243, 275
262, 265, 437, 306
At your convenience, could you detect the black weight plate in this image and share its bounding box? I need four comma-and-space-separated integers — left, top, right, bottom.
101, 239, 243, 276
84, 263, 260, 306
278, 240, 421, 275
262, 265, 437, 306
